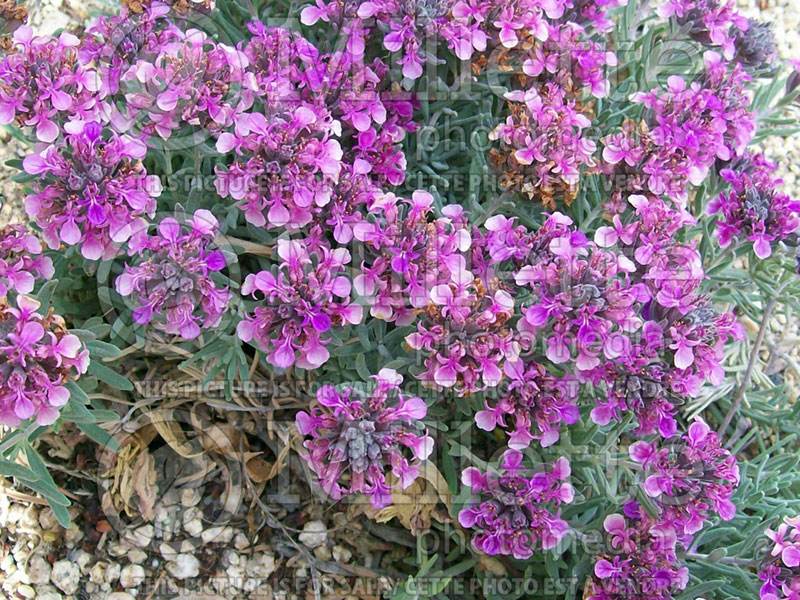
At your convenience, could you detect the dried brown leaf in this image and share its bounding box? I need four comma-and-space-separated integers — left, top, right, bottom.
131, 450, 157, 521
419, 463, 453, 512
361, 464, 452, 535
148, 410, 202, 459
477, 554, 508, 576
189, 407, 249, 459
246, 457, 274, 483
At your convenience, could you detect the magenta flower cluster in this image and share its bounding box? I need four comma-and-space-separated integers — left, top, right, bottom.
490, 83, 598, 205
115, 210, 231, 339
475, 359, 579, 449
582, 295, 743, 436
295, 368, 433, 508
0, 225, 54, 297
478, 4, 622, 206
514, 214, 644, 372
237, 236, 362, 370
78, 2, 179, 97
23, 121, 161, 260
0, 295, 89, 427
760, 516, 800, 600
472, 0, 625, 56
111, 28, 254, 140
458, 450, 573, 559
602, 52, 754, 206
709, 152, 800, 259
629, 419, 739, 540
406, 276, 519, 396
594, 194, 702, 308
0, 226, 85, 429
0, 26, 99, 142
215, 26, 414, 235
653, 297, 745, 386
519, 22, 617, 98
214, 108, 343, 232
354, 192, 472, 325
300, 0, 487, 80
587, 501, 689, 600
448, 208, 741, 445
658, 0, 750, 60
78, 2, 245, 140
586, 355, 683, 439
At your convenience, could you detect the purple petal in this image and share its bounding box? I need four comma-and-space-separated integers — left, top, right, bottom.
23, 154, 49, 175
311, 312, 332, 332
158, 218, 181, 242
205, 251, 226, 271
19, 321, 44, 345
132, 304, 153, 324
594, 560, 615, 579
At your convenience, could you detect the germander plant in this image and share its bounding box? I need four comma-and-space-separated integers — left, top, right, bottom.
1, 0, 800, 597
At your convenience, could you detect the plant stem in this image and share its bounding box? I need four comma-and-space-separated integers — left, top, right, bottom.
704, 242, 740, 274
718, 290, 784, 435
684, 552, 756, 567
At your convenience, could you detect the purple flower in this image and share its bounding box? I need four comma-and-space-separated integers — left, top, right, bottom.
470, 210, 576, 275
405, 277, 519, 396
0, 295, 89, 427
658, 0, 750, 60
595, 193, 703, 312
301, 0, 487, 79
299, 0, 371, 59
708, 152, 800, 259
732, 21, 778, 74
237, 234, 362, 370
559, 0, 627, 32
23, 121, 161, 260
113, 28, 255, 139
473, 0, 554, 52
520, 22, 618, 98
646, 299, 745, 386
0, 26, 100, 142
579, 190, 740, 435
115, 210, 231, 340
215, 108, 343, 231
604, 53, 755, 206
760, 516, 800, 600
0, 225, 54, 297
458, 450, 573, 558
484, 18, 618, 208
240, 23, 319, 109
295, 368, 433, 508
515, 213, 645, 373
353, 193, 472, 325
475, 359, 579, 449
216, 29, 413, 236
490, 83, 597, 208
587, 508, 689, 600
629, 419, 740, 540
78, 2, 181, 96
586, 354, 682, 438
